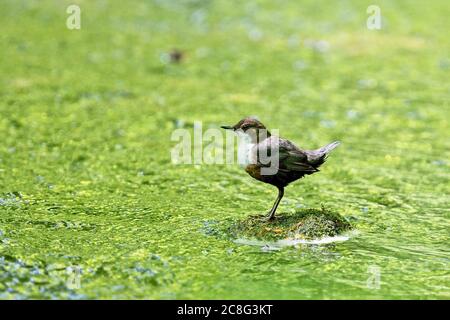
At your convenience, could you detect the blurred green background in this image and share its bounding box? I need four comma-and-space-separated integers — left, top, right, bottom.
0, 0, 449, 299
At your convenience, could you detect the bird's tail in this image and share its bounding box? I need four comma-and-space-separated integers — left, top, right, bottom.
319, 141, 341, 155
308, 141, 341, 167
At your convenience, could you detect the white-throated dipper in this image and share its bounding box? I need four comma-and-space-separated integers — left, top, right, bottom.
221, 117, 340, 221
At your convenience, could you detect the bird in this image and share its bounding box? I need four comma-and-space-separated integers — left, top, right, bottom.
169, 49, 184, 63
221, 117, 340, 221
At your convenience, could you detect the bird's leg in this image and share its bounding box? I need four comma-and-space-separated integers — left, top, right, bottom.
266, 187, 284, 221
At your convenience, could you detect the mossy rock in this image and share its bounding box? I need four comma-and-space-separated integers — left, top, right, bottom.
229, 206, 352, 241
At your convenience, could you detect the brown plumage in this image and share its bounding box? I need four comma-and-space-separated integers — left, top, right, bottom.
221, 117, 340, 220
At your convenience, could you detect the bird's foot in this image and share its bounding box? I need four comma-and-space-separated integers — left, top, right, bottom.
249, 214, 276, 222
262, 213, 276, 222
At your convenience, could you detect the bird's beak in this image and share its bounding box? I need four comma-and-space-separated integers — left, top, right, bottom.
220, 125, 234, 130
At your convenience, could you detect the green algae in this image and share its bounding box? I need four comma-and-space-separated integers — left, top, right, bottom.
0, 0, 449, 300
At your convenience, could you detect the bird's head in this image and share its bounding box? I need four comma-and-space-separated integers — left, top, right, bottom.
221, 117, 267, 131
221, 117, 271, 141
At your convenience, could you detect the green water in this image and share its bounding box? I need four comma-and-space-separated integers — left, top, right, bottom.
0, 0, 449, 299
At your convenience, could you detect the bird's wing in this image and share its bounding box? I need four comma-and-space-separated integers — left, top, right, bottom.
279, 148, 318, 172
256, 137, 317, 172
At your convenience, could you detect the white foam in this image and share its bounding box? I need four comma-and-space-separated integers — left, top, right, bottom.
277, 235, 349, 245
234, 232, 356, 249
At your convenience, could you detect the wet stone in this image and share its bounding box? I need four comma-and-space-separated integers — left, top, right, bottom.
229, 207, 352, 241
